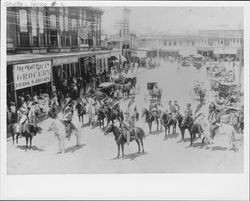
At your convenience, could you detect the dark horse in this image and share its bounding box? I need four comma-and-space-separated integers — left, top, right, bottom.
161, 112, 177, 138
142, 108, 159, 133
9, 123, 42, 151
75, 101, 87, 126
122, 82, 132, 99
104, 106, 124, 127
97, 106, 106, 128
176, 114, 202, 146
104, 124, 145, 158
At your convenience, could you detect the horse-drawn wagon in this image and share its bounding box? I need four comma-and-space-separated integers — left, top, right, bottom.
97, 82, 116, 98
146, 82, 162, 103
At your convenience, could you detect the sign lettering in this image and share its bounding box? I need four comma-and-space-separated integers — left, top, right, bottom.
14, 61, 51, 90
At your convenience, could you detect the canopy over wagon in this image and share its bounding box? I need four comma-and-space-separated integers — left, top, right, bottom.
97, 82, 116, 98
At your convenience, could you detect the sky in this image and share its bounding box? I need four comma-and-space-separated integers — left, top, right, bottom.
101, 7, 243, 35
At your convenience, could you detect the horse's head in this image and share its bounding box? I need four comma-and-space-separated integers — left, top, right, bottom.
34, 124, 42, 136
104, 123, 114, 135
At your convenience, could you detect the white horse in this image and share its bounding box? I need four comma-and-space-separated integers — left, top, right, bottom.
87, 103, 96, 127
48, 118, 81, 153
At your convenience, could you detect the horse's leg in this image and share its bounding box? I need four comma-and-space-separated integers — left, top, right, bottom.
29, 136, 33, 150
121, 143, 125, 158
16, 133, 19, 144
25, 137, 28, 151
149, 122, 152, 133
61, 137, 65, 153
75, 131, 80, 146
117, 143, 120, 158
140, 137, 144, 153
156, 119, 159, 131
135, 139, 141, 153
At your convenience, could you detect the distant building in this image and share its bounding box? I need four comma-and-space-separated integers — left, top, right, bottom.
197, 29, 243, 59
137, 33, 199, 57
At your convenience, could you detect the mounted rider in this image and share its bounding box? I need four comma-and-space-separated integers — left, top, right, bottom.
208, 105, 220, 140
122, 110, 138, 145
183, 103, 193, 125
168, 100, 175, 115
172, 100, 180, 119
62, 103, 74, 139
17, 106, 29, 133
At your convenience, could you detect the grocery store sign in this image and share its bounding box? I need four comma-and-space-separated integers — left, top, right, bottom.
14, 61, 51, 90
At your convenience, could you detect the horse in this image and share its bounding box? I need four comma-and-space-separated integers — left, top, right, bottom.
48, 118, 81, 153
141, 108, 160, 133
97, 106, 106, 128
87, 103, 96, 127
161, 112, 177, 138
175, 113, 193, 143
104, 105, 124, 127
8, 122, 42, 151
75, 100, 87, 126
104, 123, 145, 158
122, 82, 132, 99
180, 115, 204, 146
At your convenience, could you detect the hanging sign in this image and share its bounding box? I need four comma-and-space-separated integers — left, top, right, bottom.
14, 61, 51, 90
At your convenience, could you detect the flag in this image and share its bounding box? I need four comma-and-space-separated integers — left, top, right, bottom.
79, 26, 88, 39
79, 21, 89, 40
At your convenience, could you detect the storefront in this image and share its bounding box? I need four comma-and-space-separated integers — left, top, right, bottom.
96, 53, 109, 74
7, 60, 52, 105
52, 56, 80, 86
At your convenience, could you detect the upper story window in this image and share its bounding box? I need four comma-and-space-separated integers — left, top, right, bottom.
173, 42, 176, 46
65, 16, 69, 31
19, 9, 28, 32
38, 11, 44, 33
50, 15, 57, 29
31, 10, 38, 36
71, 19, 77, 30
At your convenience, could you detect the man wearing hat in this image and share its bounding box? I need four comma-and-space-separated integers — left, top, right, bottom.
184, 103, 193, 119
62, 104, 74, 139
122, 110, 138, 145
9, 101, 17, 123
208, 107, 221, 140
172, 100, 180, 119
17, 107, 28, 133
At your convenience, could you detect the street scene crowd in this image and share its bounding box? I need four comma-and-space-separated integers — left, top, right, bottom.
6, 6, 244, 174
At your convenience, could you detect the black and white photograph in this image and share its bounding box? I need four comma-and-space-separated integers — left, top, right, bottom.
1, 1, 249, 200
